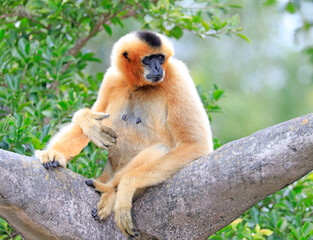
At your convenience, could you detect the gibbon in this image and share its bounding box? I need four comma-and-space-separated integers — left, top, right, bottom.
35, 31, 213, 237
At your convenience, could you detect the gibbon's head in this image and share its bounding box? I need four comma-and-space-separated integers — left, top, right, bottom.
111, 31, 174, 88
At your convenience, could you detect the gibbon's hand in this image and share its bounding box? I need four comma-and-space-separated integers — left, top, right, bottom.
73, 109, 118, 150
35, 149, 66, 169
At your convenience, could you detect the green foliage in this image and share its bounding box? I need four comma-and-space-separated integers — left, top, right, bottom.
198, 84, 225, 117
209, 172, 313, 240
197, 84, 225, 150
0, 219, 20, 240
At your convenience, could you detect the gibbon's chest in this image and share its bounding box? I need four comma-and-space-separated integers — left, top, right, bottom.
105, 89, 170, 169
107, 89, 167, 132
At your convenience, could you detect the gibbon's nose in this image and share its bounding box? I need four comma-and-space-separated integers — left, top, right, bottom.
146, 61, 163, 82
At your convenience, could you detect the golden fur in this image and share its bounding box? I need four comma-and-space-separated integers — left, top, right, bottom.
35, 31, 213, 237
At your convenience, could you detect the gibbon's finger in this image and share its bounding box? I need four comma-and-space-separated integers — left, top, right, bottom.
89, 136, 108, 150
101, 125, 118, 139
99, 131, 116, 145
99, 140, 110, 149
93, 112, 110, 120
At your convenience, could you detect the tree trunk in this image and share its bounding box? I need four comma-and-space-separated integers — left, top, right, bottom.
1, 113, 313, 240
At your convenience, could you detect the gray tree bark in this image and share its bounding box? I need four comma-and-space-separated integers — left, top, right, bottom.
1, 113, 313, 240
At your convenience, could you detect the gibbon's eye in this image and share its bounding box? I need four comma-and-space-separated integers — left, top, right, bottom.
157, 54, 165, 64
142, 56, 150, 65
142, 54, 165, 65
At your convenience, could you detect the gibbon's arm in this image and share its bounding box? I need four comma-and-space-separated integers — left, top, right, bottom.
165, 59, 213, 154
35, 71, 116, 168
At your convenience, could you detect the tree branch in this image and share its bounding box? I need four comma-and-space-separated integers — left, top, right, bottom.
1, 113, 313, 239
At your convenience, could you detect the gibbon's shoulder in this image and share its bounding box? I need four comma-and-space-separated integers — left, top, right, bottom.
166, 58, 194, 85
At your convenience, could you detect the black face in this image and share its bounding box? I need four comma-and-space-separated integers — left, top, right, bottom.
142, 54, 165, 83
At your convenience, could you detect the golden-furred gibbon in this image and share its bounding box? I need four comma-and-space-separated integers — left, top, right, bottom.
35, 31, 213, 237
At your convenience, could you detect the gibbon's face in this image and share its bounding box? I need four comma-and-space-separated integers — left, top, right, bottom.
141, 53, 165, 83
112, 31, 174, 88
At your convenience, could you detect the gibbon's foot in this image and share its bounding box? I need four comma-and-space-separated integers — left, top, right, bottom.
114, 205, 138, 238
43, 161, 59, 169
90, 182, 116, 220
85, 179, 95, 188
35, 149, 67, 168
85, 179, 101, 194
96, 189, 116, 220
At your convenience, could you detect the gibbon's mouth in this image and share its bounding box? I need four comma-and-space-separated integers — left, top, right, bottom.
146, 74, 163, 83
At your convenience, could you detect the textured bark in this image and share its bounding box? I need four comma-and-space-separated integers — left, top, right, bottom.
1, 113, 313, 240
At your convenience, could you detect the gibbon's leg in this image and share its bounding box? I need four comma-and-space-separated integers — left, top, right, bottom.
36, 109, 117, 168
86, 144, 169, 231
97, 159, 114, 183
88, 143, 207, 237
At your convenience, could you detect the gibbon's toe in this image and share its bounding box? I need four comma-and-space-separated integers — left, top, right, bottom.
125, 229, 136, 238
85, 179, 95, 188
114, 207, 135, 237
91, 208, 100, 220
52, 161, 59, 167
42, 160, 59, 169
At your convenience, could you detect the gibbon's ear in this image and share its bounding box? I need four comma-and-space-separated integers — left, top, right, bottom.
122, 51, 130, 62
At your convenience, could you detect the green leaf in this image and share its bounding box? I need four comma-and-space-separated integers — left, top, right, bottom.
236, 33, 252, 44
102, 24, 112, 36
0, 90, 6, 99
260, 229, 273, 236
201, 21, 210, 31
228, 4, 242, 8
46, 36, 54, 48
24, 118, 32, 126
231, 14, 239, 27
32, 137, 41, 149
169, 26, 183, 39
263, 0, 277, 6
18, 38, 28, 58
58, 101, 68, 111
286, 2, 296, 13
0, 29, 4, 41
213, 89, 224, 101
